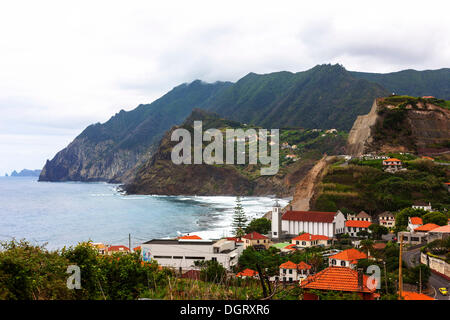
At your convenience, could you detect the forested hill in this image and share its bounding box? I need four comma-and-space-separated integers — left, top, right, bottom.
350, 68, 450, 100
39, 64, 450, 183
206, 64, 388, 131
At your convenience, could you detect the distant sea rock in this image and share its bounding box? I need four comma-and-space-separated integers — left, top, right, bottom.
10, 169, 41, 177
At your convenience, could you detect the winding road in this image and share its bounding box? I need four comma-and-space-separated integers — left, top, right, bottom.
403, 247, 449, 300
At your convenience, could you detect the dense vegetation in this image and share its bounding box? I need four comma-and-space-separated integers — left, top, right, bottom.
40, 64, 450, 183
314, 158, 450, 214
126, 109, 348, 196
350, 68, 450, 100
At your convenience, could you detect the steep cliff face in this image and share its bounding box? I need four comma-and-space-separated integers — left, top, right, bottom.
39, 136, 152, 182
346, 100, 379, 156
39, 81, 231, 182
347, 96, 450, 156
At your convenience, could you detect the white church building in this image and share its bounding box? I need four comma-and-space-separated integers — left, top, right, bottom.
271, 202, 346, 239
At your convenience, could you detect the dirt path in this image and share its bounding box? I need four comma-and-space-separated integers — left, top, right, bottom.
290, 155, 331, 211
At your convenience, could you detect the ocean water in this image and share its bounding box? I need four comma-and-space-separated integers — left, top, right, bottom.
0, 177, 289, 250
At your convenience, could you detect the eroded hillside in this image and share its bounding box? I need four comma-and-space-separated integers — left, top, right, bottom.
347, 96, 450, 156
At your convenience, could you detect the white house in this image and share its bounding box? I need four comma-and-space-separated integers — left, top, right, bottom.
412, 202, 432, 212
236, 268, 259, 279
347, 211, 372, 222
276, 261, 311, 283
291, 233, 331, 248
378, 211, 395, 228
140, 238, 241, 271
345, 220, 372, 237
271, 204, 346, 239
328, 248, 367, 269
407, 216, 423, 232
383, 158, 403, 172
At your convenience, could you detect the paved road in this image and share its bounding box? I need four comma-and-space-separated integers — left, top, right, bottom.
403, 247, 449, 300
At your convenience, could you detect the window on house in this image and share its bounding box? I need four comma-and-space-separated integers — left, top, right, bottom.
211, 257, 217, 262
331, 259, 336, 265
289, 269, 292, 274
341, 261, 346, 266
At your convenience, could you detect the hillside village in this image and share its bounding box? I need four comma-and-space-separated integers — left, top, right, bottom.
91, 165, 450, 300
87, 98, 450, 300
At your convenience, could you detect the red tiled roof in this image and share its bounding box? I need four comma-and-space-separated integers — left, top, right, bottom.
345, 220, 372, 228
292, 233, 331, 241
108, 245, 130, 252
329, 248, 367, 261
282, 211, 336, 223
179, 235, 202, 240
384, 158, 401, 162
400, 291, 434, 300
414, 223, 440, 232
279, 261, 298, 269
284, 244, 297, 250
225, 237, 244, 243
429, 225, 450, 233
236, 268, 258, 277
301, 266, 376, 293
297, 261, 312, 270
410, 217, 423, 225
279, 260, 311, 269
133, 246, 141, 252
243, 232, 268, 240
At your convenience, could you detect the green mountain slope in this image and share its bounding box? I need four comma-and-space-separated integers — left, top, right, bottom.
351, 68, 450, 100
207, 64, 389, 131
125, 109, 348, 196
39, 64, 450, 183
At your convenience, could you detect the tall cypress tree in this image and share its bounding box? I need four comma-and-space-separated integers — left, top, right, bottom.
232, 196, 247, 238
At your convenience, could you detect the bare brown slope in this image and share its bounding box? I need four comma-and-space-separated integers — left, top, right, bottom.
290, 155, 332, 211
346, 97, 450, 156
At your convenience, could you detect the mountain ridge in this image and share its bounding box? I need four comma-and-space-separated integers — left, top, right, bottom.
39, 64, 450, 183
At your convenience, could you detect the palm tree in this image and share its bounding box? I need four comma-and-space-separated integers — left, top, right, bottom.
359, 239, 374, 259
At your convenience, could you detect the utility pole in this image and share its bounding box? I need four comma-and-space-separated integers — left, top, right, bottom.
419, 267, 422, 294
399, 234, 403, 297
129, 233, 131, 252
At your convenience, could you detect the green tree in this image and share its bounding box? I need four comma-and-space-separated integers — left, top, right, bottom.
404, 265, 431, 286
61, 242, 103, 299
359, 239, 374, 258
394, 207, 427, 232
369, 224, 389, 240
198, 260, 227, 283
245, 218, 271, 235
0, 240, 73, 300
422, 211, 448, 226
232, 197, 248, 237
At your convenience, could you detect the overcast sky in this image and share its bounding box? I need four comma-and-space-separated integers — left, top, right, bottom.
0, 0, 449, 174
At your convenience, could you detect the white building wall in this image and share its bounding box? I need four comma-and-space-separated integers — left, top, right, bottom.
141, 242, 239, 271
